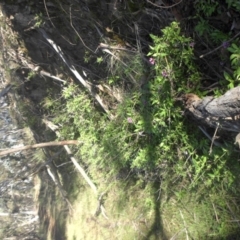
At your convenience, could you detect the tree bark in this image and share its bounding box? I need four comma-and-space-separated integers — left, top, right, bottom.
183, 86, 240, 133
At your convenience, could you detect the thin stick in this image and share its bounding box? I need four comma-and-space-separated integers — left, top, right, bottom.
39, 69, 67, 83
97, 43, 136, 53
200, 31, 240, 58
198, 126, 222, 147
63, 142, 98, 194
209, 122, 220, 155
42, 119, 97, 194
39, 29, 114, 119
134, 22, 142, 54
0, 140, 78, 157
146, 0, 183, 9
102, 48, 138, 82
170, 228, 185, 240
43, 118, 109, 219
226, 201, 240, 228
43, 0, 55, 28
179, 210, 189, 240
69, 5, 94, 53
211, 202, 219, 223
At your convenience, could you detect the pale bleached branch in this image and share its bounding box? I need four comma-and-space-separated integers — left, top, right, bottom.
43, 118, 97, 194
0, 140, 78, 157
43, 118, 109, 219
39, 28, 114, 119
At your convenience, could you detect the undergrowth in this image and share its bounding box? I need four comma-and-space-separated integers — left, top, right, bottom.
44, 6, 240, 238
3, 0, 240, 239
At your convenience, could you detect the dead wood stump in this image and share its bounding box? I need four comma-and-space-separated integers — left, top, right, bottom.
183, 86, 240, 133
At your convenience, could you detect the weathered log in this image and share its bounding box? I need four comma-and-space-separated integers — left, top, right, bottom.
183, 87, 240, 133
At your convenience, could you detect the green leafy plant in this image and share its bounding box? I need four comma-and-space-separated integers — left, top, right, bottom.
49, 22, 235, 193
226, 0, 240, 11
221, 42, 240, 89
34, 13, 44, 28
194, 18, 211, 36
228, 42, 240, 81
194, 0, 228, 43
96, 56, 103, 64
195, 0, 219, 17
27, 70, 36, 80
42, 19, 240, 240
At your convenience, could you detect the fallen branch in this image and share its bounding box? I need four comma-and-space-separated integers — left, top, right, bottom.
183, 87, 240, 133
62, 140, 98, 195
198, 126, 222, 147
146, 0, 183, 9
38, 68, 67, 83
43, 118, 109, 219
200, 31, 240, 58
0, 140, 78, 157
39, 28, 114, 119
42, 119, 97, 193
6, 48, 67, 84
179, 210, 189, 240
97, 43, 136, 53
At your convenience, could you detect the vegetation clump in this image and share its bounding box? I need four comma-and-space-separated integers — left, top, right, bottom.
46, 20, 240, 239
2, 0, 240, 239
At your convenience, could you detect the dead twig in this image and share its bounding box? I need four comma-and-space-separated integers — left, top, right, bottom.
25, 150, 63, 179
97, 43, 136, 53
69, 5, 94, 53
134, 22, 142, 54
209, 122, 220, 155
179, 210, 189, 240
42, 149, 74, 212
43, 118, 109, 219
38, 69, 67, 83
211, 201, 219, 223
146, 0, 183, 9
102, 48, 138, 84
198, 126, 222, 147
0, 140, 79, 157
39, 28, 114, 119
226, 201, 240, 228
43, 119, 97, 193
200, 31, 240, 58
43, 0, 56, 28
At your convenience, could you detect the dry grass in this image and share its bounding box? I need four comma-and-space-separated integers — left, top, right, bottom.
65, 176, 159, 240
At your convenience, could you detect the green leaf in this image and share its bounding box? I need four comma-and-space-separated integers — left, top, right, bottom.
223, 71, 233, 82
